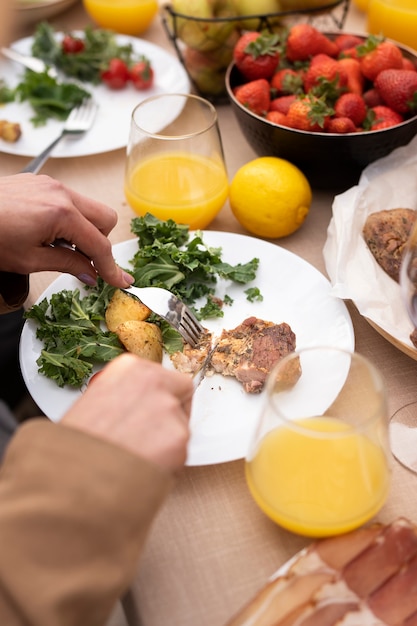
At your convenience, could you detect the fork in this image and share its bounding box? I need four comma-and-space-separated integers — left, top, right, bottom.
21, 98, 98, 174
120, 285, 205, 348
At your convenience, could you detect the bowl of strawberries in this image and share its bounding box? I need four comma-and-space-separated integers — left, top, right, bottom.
225, 25, 417, 190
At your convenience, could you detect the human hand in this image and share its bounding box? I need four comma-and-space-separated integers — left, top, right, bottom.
0, 173, 134, 288
61, 354, 194, 473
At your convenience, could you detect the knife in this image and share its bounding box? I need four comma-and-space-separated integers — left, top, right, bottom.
193, 343, 218, 391
1, 47, 58, 78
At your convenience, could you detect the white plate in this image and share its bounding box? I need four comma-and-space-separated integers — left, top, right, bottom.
19, 231, 354, 466
0, 33, 190, 158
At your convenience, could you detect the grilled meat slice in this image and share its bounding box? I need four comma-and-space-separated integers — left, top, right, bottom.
363, 208, 416, 282
210, 316, 297, 393
170, 329, 213, 376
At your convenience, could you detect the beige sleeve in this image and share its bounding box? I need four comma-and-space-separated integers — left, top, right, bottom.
0, 272, 29, 313
0, 418, 173, 626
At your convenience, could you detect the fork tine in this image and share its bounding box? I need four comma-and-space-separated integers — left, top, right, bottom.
181, 312, 204, 340
178, 324, 198, 348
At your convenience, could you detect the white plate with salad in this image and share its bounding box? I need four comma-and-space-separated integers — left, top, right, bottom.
0, 32, 190, 158
19, 231, 354, 466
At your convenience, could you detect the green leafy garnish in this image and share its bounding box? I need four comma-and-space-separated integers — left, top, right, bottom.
130, 214, 260, 318
25, 288, 124, 388
31, 22, 138, 84
14, 71, 89, 126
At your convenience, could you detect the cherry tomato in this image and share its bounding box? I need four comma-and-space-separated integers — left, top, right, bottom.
130, 59, 154, 90
62, 35, 85, 54
101, 58, 130, 90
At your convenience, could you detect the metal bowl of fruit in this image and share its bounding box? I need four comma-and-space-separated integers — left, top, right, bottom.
225, 28, 417, 190
161, 0, 349, 101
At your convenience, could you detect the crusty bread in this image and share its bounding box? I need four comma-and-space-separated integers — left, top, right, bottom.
363, 208, 417, 283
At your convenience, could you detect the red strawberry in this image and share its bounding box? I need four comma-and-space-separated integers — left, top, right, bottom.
334, 93, 367, 126
339, 46, 360, 60
374, 69, 417, 114
338, 57, 364, 95
269, 94, 296, 115
368, 105, 404, 130
270, 68, 303, 95
359, 37, 404, 81
334, 34, 363, 53
363, 88, 384, 108
233, 79, 271, 116
233, 31, 280, 81
402, 57, 417, 72
286, 94, 333, 132
325, 116, 357, 133
303, 54, 347, 94
285, 24, 338, 62
266, 110, 288, 125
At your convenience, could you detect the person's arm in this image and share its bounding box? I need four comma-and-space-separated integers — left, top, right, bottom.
0, 354, 193, 626
0, 419, 171, 626
0, 173, 134, 289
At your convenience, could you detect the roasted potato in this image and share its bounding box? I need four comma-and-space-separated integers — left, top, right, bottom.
116, 320, 163, 363
105, 289, 151, 332
0, 120, 21, 143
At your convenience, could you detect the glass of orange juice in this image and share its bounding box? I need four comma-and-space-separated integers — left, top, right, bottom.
245, 347, 391, 538
124, 93, 229, 230
82, 0, 158, 36
367, 0, 417, 51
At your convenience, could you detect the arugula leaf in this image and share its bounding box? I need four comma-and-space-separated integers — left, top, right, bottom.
14, 71, 90, 126
31, 22, 138, 84
245, 287, 263, 303
25, 286, 124, 388
129, 214, 261, 318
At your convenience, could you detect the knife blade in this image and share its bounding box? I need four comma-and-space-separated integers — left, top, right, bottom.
193, 343, 218, 391
1, 47, 58, 78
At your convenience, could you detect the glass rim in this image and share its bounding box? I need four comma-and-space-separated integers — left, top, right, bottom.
264, 346, 387, 438
130, 92, 219, 140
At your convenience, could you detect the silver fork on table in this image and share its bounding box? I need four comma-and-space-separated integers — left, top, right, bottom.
21, 98, 98, 174
120, 285, 205, 348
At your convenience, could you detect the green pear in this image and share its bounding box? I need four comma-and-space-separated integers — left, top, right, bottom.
233, 0, 282, 29
171, 0, 236, 51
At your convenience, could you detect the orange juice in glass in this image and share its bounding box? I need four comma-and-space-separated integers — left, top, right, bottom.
245, 347, 391, 538
367, 0, 417, 51
124, 93, 229, 230
352, 0, 369, 11
82, 0, 158, 35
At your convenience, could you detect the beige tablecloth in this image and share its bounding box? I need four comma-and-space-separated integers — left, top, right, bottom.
5, 3, 417, 625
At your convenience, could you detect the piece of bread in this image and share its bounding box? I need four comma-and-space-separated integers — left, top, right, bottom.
363, 208, 417, 283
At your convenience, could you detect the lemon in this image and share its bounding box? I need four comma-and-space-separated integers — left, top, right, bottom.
229, 157, 312, 239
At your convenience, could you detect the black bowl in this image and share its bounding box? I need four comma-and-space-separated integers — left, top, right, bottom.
225, 40, 417, 191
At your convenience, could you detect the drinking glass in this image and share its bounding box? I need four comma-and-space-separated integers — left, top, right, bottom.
391, 220, 417, 473
367, 0, 417, 50
82, 0, 158, 35
245, 347, 391, 538
124, 93, 229, 230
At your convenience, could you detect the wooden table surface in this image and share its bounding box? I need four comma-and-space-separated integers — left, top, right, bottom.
4, 2, 417, 625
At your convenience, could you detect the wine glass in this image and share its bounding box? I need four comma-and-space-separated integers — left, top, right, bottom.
390, 220, 417, 472
124, 93, 229, 230
245, 347, 391, 538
